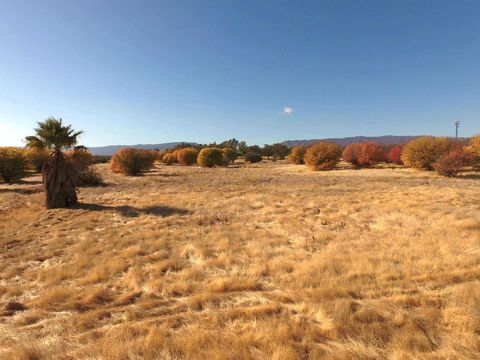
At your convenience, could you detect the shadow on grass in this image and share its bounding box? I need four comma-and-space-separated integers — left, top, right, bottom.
457, 173, 480, 180
0, 186, 43, 195
74, 203, 191, 217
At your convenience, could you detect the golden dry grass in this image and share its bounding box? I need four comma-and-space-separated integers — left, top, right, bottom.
1, 161, 479, 359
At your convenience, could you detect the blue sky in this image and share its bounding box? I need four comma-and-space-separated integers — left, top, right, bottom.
1, 0, 479, 147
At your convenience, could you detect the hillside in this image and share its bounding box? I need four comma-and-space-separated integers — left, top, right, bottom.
281, 135, 424, 148
87, 142, 196, 155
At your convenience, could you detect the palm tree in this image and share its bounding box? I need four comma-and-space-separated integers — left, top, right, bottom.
26, 117, 83, 209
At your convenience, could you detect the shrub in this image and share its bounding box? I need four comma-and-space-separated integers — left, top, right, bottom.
110, 148, 155, 176
342, 143, 384, 168
0, 147, 28, 183
25, 148, 50, 172
387, 145, 403, 165
466, 135, 480, 167
288, 146, 306, 164
222, 148, 238, 164
161, 151, 177, 165
433, 148, 471, 177
245, 152, 262, 163
401, 137, 450, 170
357, 142, 385, 167
65, 149, 104, 186
342, 144, 360, 167
176, 147, 198, 166
197, 147, 226, 167
304, 142, 341, 171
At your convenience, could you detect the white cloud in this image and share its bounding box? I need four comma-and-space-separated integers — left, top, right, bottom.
281, 106, 294, 115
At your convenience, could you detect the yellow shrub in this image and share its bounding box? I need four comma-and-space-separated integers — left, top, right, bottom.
110, 148, 155, 176
25, 148, 50, 172
401, 137, 450, 170
0, 147, 28, 183
304, 142, 341, 171
288, 146, 306, 164
197, 147, 226, 167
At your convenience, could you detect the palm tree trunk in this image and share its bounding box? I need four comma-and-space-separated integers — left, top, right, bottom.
42, 151, 78, 209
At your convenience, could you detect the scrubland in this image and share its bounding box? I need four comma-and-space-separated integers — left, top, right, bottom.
1, 161, 479, 359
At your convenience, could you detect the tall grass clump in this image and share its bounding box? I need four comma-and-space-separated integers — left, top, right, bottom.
110, 148, 155, 176
197, 147, 226, 167
304, 142, 341, 171
0, 147, 28, 183
401, 137, 449, 170
288, 146, 306, 164
176, 147, 198, 166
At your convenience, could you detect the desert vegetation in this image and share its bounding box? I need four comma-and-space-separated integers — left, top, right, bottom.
110, 148, 156, 176
1, 159, 479, 359
304, 142, 342, 170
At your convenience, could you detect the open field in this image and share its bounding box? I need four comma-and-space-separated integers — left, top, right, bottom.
1, 162, 480, 359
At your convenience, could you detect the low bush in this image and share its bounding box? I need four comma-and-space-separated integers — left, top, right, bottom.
342, 143, 384, 168
197, 147, 226, 167
65, 149, 104, 186
161, 151, 177, 165
245, 152, 262, 163
110, 148, 155, 176
25, 148, 50, 172
288, 146, 306, 164
222, 148, 238, 164
0, 147, 28, 183
401, 137, 450, 170
176, 147, 198, 166
466, 135, 480, 167
387, 145, 403, 165
342, 144, 360, 167
304, 142, 341, 171
433, 148, 472, 177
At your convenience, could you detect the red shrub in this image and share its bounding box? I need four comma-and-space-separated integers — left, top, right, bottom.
433, 148, 472, 177
342, 143, 384, 168
387, 145, 403, 165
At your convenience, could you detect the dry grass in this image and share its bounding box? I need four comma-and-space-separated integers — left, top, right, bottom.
1, 161, 479, 359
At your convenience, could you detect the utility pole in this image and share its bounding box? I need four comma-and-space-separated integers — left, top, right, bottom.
455, 120, 460, 139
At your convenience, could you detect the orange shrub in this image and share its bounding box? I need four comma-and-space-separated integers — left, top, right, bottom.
387, 145, 403, 165
357, 142, 385, 167
161, 151, 177, 165
342, 143, 384, 168
466, 135, 480, 167
342, 144, 360, 167
25, 148, 50, 172
176, 147, 198, 166
197, 147, 226, 167
401, 137, 450, 170
0, 147, 28, 183
288, 146, 306, 164
304, 142, 341, 171
110, 148, 155, 176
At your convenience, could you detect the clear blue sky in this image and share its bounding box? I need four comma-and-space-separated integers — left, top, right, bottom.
1, 0, 479, 147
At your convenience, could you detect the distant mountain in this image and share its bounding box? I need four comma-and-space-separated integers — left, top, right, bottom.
87, 142, 196, 155
281, 135, 424, 148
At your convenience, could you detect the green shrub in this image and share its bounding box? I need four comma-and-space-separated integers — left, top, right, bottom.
176, 147, 198, 166
110, 148, 155, 176
401, 137, 450, 170
304, 142, 341, 171
245, 152, 262, 163
0, 147, 28, 183
288, 146, 306, 164
197, 147, 226, 167
222, 148, 238, 164
25, 148, 50, 172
